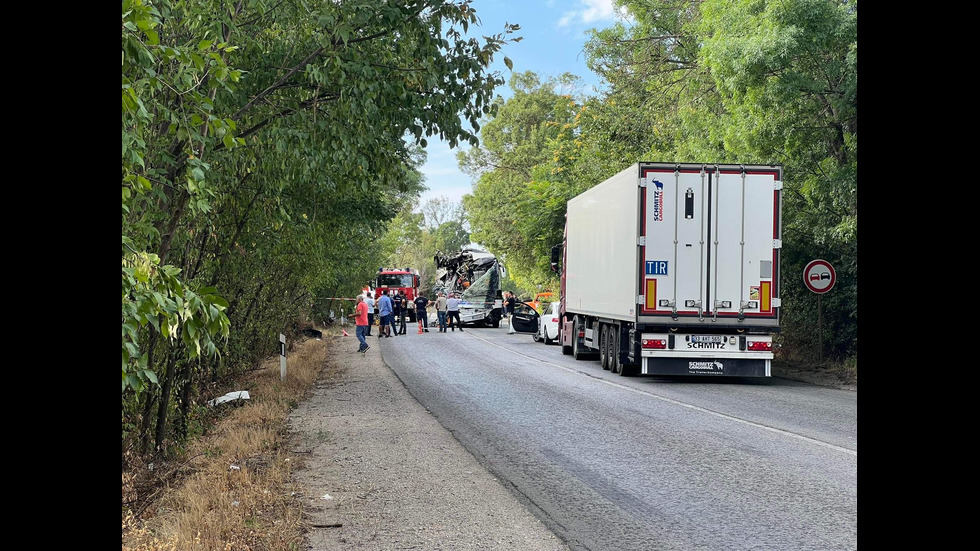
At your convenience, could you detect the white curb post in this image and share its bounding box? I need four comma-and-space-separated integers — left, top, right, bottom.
279, 333, 287, 381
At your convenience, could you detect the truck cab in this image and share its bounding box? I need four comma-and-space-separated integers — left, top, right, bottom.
375, 268, 421, 322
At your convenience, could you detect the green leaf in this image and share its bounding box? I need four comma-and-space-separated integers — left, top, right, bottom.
142, 369, 158, 384
125, 373, 142, 392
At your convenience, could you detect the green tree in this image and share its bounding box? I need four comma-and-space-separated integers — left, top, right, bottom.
693, 0, 857, 358
122, 0, 519, 456
378, 195, 472, 295
422, 197, 471, 254
576, 0, 857, 361
458, 0, 857, 364
459, 72, 584, 290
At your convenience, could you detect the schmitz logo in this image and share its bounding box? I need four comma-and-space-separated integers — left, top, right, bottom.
651, 180, 664, 222
689, 361, 723, 371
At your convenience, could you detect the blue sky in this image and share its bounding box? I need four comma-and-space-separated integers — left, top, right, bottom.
417, 0, 626, 208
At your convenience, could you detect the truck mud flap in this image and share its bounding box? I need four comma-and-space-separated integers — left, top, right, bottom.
642, 357, 770, 377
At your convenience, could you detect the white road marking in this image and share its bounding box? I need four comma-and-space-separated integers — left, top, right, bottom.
472, 331, 857, 457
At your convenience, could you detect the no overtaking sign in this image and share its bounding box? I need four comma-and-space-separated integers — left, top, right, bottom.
803, 259, 836, 294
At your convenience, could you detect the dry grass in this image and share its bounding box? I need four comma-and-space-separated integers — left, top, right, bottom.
123, 326, 344, 550
772, 341, 858, 388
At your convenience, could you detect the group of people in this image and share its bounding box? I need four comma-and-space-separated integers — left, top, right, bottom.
365, 289, 409, 338
351, 289, 466, 353
432, 291, 463, 333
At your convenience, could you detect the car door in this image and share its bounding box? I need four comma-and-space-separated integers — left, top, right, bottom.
510, 301, 540, 333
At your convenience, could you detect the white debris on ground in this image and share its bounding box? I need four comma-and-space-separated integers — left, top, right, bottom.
208, 390, 251, 407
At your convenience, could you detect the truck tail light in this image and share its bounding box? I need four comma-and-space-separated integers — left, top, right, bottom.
551, 317, 559, 323
747, 341, 772, 351
642, 339, 667, 349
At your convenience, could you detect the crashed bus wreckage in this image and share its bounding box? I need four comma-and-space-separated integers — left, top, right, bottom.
433, 246, 505, 327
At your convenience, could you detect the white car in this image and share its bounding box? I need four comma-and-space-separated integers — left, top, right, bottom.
532, 301, 561, 345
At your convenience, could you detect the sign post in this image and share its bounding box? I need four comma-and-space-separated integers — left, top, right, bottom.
279, 333, 286, 381
803, 260, 836, 363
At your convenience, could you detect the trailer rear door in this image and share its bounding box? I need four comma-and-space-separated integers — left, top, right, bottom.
638, 163, 782, 327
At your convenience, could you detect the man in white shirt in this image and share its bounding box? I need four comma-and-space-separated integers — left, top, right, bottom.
434, 292, 448, 332
446, 293, 463, 332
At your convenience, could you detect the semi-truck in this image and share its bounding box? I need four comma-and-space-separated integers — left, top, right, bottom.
551, 162, 783, 377
374, 267, 421, 322
434, 245, 505, 327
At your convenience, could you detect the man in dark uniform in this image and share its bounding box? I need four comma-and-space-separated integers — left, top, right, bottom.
414, 293, 430, 332
505, 291, 517, 334
396, 292, 408, 335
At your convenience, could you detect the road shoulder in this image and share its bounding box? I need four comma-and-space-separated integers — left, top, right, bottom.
287, 335, 569, 550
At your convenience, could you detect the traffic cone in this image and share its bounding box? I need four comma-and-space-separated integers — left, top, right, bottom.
418, 319, 424, 334
342, 329, 349, 337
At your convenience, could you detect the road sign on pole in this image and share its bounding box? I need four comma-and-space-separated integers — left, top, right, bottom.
803, 259, 836, 363
803, 259, 836, 294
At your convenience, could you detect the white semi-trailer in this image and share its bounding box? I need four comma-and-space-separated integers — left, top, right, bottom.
553, 162, 783, 377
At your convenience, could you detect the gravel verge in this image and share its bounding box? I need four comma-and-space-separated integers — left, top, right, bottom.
287, 337, 570, 550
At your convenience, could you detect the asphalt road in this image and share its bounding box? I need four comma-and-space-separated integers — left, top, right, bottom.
378, 323, 857, 551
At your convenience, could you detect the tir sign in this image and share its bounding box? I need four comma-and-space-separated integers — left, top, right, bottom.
645, 261, 668, 275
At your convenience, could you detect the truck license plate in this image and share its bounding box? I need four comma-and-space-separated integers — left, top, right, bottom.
691, 335, 724, 343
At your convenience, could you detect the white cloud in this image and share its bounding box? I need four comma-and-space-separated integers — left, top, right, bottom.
557, 0, 618, 27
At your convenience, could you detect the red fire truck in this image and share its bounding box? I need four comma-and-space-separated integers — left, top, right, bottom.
374, 268, 421, 322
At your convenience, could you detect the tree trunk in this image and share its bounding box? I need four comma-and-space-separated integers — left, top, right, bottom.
153, 348, 180, 455
176, 358, 196, 442
138, 326, 161, 455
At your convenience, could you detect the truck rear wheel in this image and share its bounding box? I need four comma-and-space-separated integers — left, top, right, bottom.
610, 327, 636, 376
572, 317, 588, 360
607, 326, 617, 371
610, 328, 621, 374
599, 325, 610, 370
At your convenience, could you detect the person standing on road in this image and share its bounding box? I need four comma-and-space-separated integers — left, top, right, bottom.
377, 290, 394, 338
405, 296, 415, 332
388, 291, 402, 336
397, 292, 408, 335
350, 295, 370, 353
435, 292, 448, 332
392, 291, 404, 335
505, 291, 517, 334
414, 293, 430, 332
365, 292, 375, 336
447, 292, 463, 332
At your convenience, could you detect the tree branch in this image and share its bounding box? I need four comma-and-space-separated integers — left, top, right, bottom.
232, 1, 434, 122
